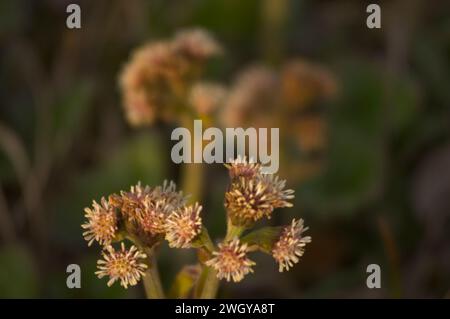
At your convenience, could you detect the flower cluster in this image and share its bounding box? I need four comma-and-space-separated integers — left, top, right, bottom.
218, 60, 336, 183
203, 157, 310, 283
82, 159, 311, 293
224, 157, 294, 227
82, 180, 204, 288
85, 27, 327, 295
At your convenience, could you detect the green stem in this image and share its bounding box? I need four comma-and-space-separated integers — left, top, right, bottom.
196, 266, 219, 299
143, 254, 165, 299
181, 163, 204, 203
180, 115, 204, 203
225, 218, 246, 241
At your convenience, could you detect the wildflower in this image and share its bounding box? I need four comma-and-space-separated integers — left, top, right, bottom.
82, 197, 118, 247
189, 82, 226, 115
137, 181, 187, 236
119, 41, 184, 126
138, 199, 170, 235
272, 219, 311, 272
258, 174, 295, 209
165, 203, 203, 248
118, 182, 154, 221
205, 238, 255, 282
224, 156, 261, 180
156, 180, 187, 210
96, 243, 148, 288
118, 181, 185, 222
225, 173, 294, 226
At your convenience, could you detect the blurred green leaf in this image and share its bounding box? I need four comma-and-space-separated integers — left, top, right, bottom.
241, 226, 282, 253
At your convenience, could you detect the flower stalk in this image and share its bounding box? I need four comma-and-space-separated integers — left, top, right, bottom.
142, 253, 165, 299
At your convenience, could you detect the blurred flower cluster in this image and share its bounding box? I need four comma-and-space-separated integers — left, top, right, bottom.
119, 29, 223, 126
221, 62, 337, 181
82, 157, 310, 297
119, 28, 337, 185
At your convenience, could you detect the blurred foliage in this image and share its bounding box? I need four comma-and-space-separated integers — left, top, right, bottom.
0, 0, 449, 298
0, 245, 38, 298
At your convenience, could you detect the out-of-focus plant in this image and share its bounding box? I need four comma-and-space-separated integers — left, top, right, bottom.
119, 29, 224, 202
118, 29, 338, 201
82, 157, 311, 298
221, 61, 337, 183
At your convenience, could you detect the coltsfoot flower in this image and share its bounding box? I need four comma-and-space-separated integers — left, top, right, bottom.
225, 172, 294, 226
205, 238, 255, 282
82, 197, 118, 247
119, 41, 180, 126
165, 203, 203, 248
138, 199, 170, 235
117, 181, 186, 234
156, 180, 187, 210
119, 29, 222, 127
116, 182, 154, 221
259, 174, 295, 209
272, 218, 311, 272
96, 243, 148, 288
137, 181, 187, 236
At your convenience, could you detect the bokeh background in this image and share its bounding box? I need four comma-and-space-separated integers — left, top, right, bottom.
0, 0, 449, 298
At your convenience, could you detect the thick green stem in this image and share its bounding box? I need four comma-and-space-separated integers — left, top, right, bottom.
225, 218, 246, 241
143, 254, 165, 299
